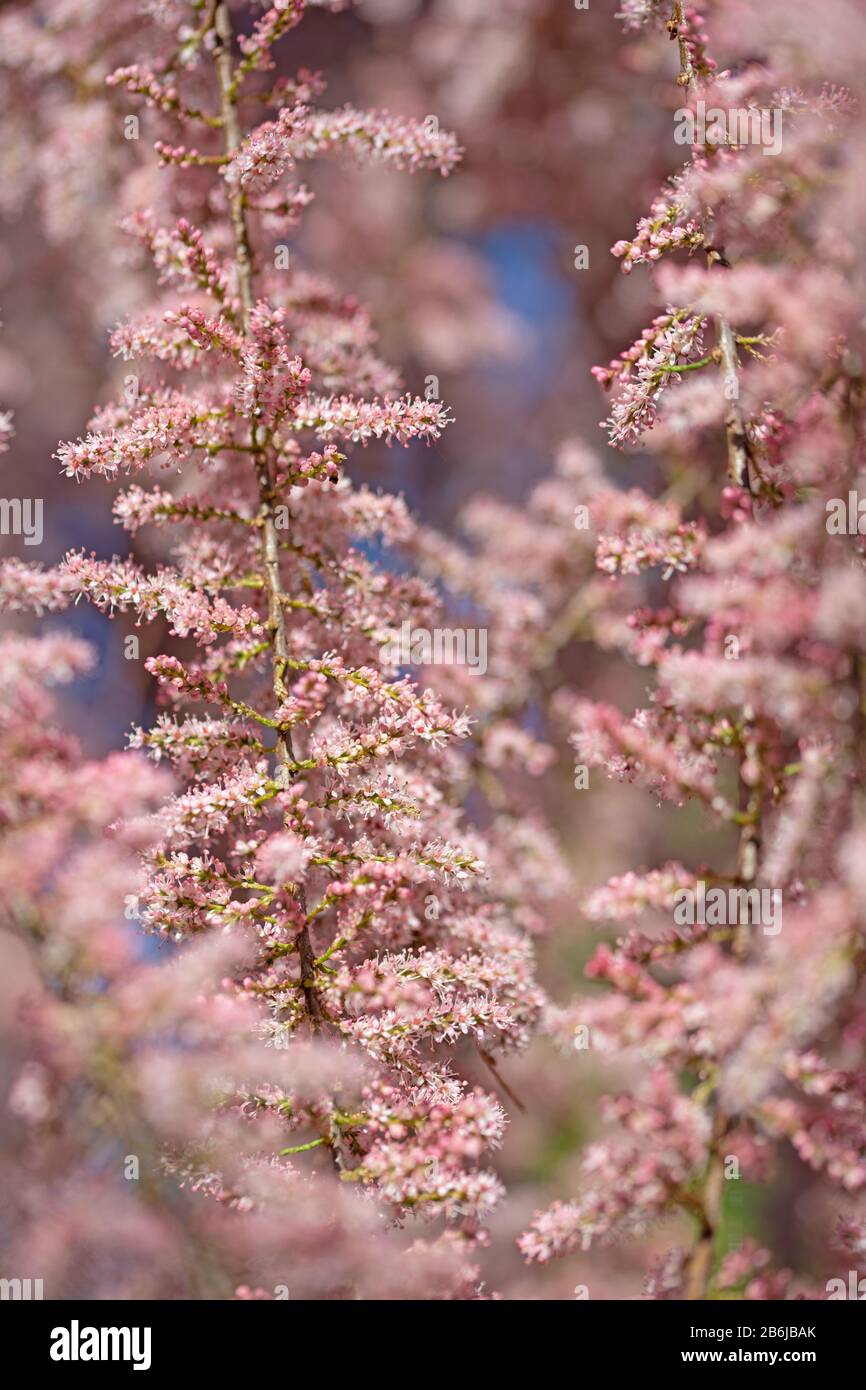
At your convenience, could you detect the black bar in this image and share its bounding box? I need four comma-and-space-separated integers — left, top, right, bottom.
3, 1294, 860, 1375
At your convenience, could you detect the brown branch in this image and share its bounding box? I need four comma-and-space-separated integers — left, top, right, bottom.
683, 1120, 727, 1300
666, 7, 766, 1297
670, 1, 758, 496
670, 1, 696, 92
715, 312, 757, 491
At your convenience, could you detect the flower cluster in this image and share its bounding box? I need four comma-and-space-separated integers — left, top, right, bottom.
0, 0, 545, 1299
389, 0, 866, 1300
509, 0, 866, 1299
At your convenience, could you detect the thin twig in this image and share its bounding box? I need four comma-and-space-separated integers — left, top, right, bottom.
212, 2, 326, 1033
